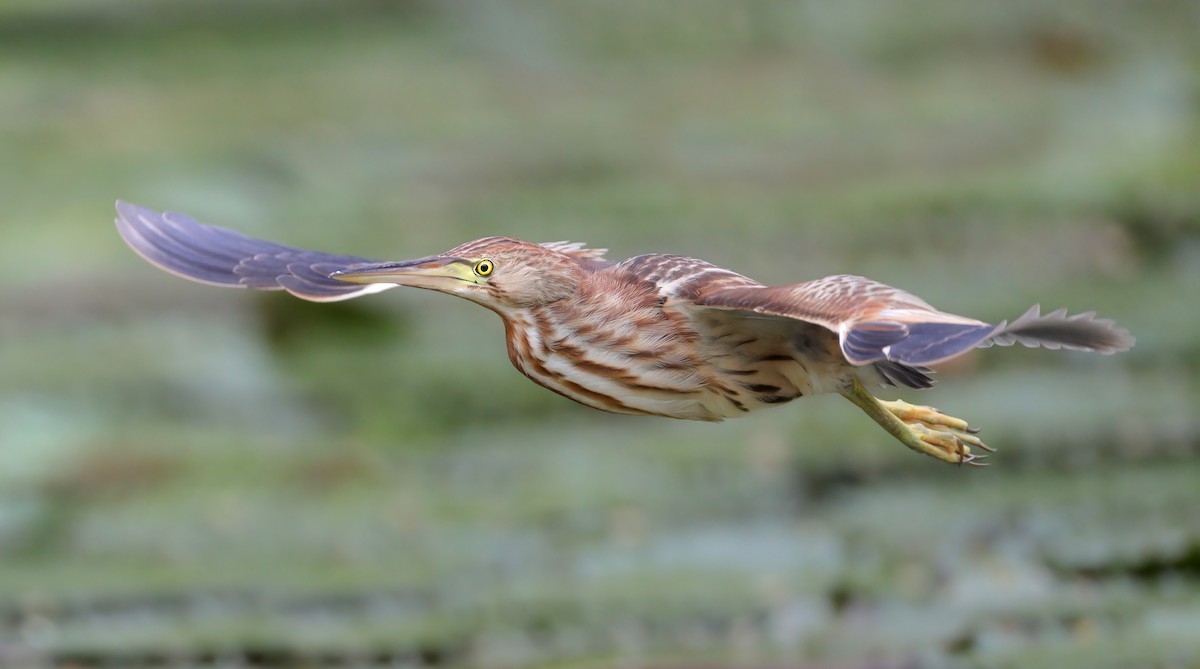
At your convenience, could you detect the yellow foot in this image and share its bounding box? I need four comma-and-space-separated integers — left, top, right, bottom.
880, 399, 995, 466
841, 379, 995, 466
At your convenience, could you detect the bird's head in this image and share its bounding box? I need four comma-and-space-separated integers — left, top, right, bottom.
329, 237, 584, 311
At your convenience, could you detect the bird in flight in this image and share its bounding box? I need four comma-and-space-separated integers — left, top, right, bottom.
115, 202, 1133, 466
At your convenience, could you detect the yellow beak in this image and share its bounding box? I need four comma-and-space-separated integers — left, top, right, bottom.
330, 256, 473, 289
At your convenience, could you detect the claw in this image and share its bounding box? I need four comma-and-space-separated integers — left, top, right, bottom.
966, 426, 982, 434
883, 398, 994, 464
841, 380, 999, 467
959, 450, 993, 467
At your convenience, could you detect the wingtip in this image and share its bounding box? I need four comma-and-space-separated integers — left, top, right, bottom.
1107, 326, 1137, 353
115, 200, 161, 231
994, 304, 1136, 354
114, 200, 142, 239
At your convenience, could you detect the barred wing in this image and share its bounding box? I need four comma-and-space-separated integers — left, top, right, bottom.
692, 275, 1001, 367
616, 253, 761, 296
540, 241, 613, 271
115, 201, 395, 302
694, 274, 1132, 367
613, 257, 976, 368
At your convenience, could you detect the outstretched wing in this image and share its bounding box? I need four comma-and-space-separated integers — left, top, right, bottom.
115, 201, 395, 302
692, 274, 1000, 367
692, 273, 1132, 367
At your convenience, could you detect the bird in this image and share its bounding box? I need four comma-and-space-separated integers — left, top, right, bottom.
114, 201, 1134, 466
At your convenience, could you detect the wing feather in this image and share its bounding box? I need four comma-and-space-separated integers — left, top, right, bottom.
691, 273, 1131, 366
539, 241, 613, 270
690, 274, 995, 367
615, 254, 761, 297
115, 201, 395, 302
693, 274, 940, 326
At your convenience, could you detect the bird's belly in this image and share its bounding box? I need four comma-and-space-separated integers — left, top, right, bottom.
503, 308, 729, 421
502, 306, 852, 422
516, 346, 851, 423
523, 349, 725, 421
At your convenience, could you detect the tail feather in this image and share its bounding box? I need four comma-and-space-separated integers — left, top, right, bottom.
982, 305, 1134, 354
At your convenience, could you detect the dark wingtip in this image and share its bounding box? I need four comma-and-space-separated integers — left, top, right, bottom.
990, 305, 1136, 354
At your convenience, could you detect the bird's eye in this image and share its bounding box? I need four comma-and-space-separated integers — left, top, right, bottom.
474, 259, 494, 276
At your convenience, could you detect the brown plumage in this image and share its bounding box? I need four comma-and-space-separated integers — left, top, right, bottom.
115, 202, 1135, 465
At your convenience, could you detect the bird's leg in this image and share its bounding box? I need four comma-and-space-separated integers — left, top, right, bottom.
840, 379, 993, 465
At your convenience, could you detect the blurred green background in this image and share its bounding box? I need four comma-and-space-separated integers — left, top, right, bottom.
1, 1, 1198, 667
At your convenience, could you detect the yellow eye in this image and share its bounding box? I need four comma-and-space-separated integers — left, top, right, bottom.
474, 259, 494, 276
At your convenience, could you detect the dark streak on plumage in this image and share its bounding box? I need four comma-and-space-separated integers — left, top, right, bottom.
760, 395, 794, 404
652, 358, 693, 371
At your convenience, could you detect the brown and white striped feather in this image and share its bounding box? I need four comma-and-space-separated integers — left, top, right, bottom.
452, 236, 613, 271
619, 257, 872, 411
495, 256, 887, 421
689, 274, 994, 367
499, 268, 726, 420
688, 274, 967, 331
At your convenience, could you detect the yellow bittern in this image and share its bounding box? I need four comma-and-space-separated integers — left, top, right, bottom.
115, 202, 1134, 465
